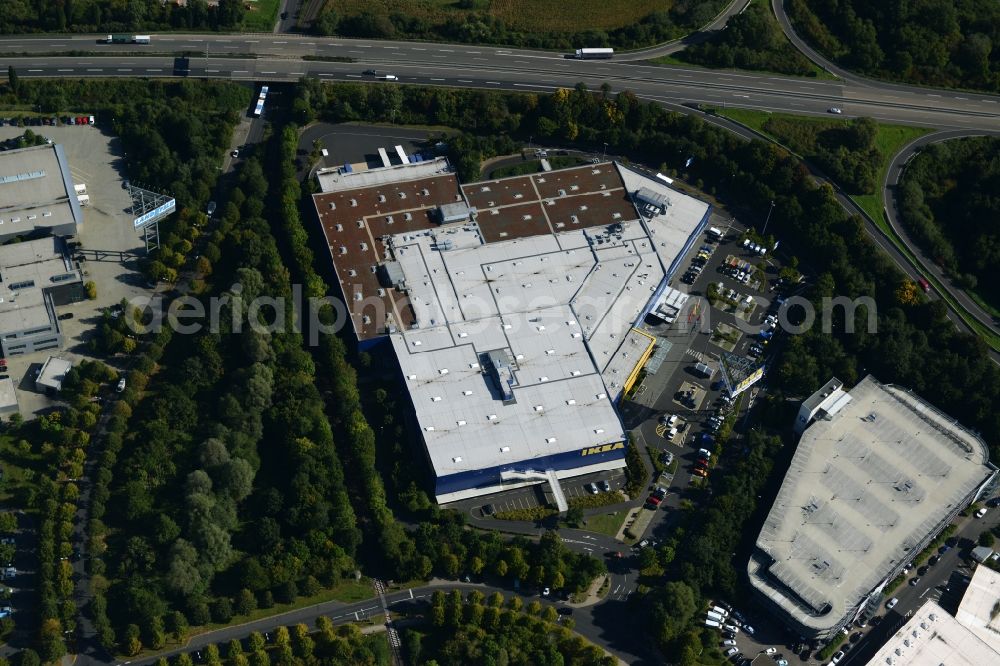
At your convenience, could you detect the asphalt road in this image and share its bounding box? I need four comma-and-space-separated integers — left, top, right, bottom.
0, 35, 997, 131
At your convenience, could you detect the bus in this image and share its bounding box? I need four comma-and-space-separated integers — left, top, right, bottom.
575, 48, 614, 59
253, 86, 269, 117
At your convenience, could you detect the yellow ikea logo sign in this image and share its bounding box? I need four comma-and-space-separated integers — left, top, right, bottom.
580, 442, 625, 457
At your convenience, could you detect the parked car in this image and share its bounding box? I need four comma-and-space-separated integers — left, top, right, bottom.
976, 507, 988, 518
588, 482, 599, 494
646, 495, 662, 506
886, 597, 899, 610
722, 639, 736, 647
909, 577, 921, 586
830, 651, 845, 664
601, 480, 611, 492
725, 648, 738, 657
116, 378, 126, 392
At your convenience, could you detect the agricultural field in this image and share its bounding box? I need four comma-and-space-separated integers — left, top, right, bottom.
324, 0, 668, 34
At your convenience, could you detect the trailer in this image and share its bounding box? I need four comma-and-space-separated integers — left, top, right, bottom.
102, 34, 149, 44
575, 48, 614, 59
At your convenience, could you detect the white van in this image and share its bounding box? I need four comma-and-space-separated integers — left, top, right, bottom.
705, 619, 722, 628
707, 611, 725, 622
711, 605, 729, 617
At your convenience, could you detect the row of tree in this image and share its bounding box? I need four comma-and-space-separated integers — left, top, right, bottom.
897, 137, 1000, 305
0, 0, 246, 34
788, 0, 1000, 92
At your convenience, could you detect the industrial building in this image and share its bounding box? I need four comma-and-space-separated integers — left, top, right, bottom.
0, 144, 83, 243
748, 375, 997, 640
0, 237, 84, 357
865, 566, 1000, 665
313, 155, 711, 503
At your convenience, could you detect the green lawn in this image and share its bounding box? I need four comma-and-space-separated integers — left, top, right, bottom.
243, 0, 281, 31
577, 510, 629, 538
650, 54, 836, 80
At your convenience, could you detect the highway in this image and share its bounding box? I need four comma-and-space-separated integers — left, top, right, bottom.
0, 34, 998, 132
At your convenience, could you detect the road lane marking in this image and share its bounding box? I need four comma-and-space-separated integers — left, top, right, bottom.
292, 72, 304, 76
468, 51, 481, 54
458, 79, 472, 83
57, 68, 72, 72
439, 49, 454, 52
412, 47, 426, 51
275, 41, 287, 44
146, 68, 162, 72
86, 68, 103, 72
359, 45, 372, 48
28, 69, 42, 72
430, 78, 445, 81
117, 68, 132, 72
385, 46, 398, 49
346, 74, 360, 77
262, 71, 276, 74
206, 69, 219, 73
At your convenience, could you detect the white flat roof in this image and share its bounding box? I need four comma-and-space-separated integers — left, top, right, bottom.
386, 164, 710, 479
36, 356, 72, 391
0, 144, 80, 235
954, 565, 1000, 652
865, 600, 1000, 666
751, 375, 994, 633
0, 377, 17, 411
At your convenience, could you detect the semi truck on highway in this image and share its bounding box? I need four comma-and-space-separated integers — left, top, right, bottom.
575, 48, 614, 59
102, 34, 151, 44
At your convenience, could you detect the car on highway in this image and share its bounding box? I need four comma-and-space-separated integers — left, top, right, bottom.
976, 507, 988, 518
363, 69, 378, 75
828, 107, 843, 114
886, 597, 899, 610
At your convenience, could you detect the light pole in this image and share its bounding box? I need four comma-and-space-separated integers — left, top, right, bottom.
602, 142, 608, 161
762, 200, 775, 236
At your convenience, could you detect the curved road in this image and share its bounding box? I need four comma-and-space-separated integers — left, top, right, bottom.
883, 130, 1000, 317
769, 0, 1000, 343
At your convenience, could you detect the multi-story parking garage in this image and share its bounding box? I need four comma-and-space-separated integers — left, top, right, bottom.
749, 375, 997, 640
312, 155, 711, 503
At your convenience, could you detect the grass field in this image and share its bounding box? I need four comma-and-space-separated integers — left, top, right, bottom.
717, 107, 1000, 351
323, 0, 665, 33
578, 510, 629, 538
243, 0, 281, 31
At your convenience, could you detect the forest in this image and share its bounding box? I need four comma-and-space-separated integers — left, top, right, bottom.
897, 137, 1000, 307
0, 0, 246, 33
788, 0, 1000, 91
674, 1, 818, 76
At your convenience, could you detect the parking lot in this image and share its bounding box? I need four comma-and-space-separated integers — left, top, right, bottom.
0, 120, 150, 418
470, 468, 628, 517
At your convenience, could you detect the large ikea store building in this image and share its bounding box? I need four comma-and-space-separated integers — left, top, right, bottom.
312, 154, 710, 503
